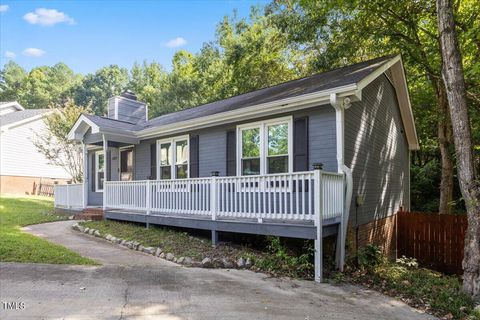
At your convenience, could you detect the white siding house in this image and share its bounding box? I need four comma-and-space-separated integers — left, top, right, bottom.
0, 102, 71, 195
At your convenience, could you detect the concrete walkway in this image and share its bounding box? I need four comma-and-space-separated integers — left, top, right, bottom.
0, 221, 436, 320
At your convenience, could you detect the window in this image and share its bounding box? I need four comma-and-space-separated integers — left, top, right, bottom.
157, 135, 189, 179
237, 117, 292, 176
95, 151, 105, 192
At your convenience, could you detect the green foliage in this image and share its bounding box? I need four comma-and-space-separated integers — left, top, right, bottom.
0, 194, 96, 265
33, 99, 92, 182
396, 256, 419, 269
357, 244, 384, 270
254, 236, 314, 278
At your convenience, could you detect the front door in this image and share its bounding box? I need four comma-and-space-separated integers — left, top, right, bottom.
120, 149, 133, 181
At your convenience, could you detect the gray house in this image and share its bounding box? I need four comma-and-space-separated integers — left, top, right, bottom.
56, 55, 418, 281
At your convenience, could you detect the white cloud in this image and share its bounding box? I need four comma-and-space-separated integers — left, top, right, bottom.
165, 37, 187, 48
23, 8, 75, 26
5, 51, 16, 59
0, 5, 9, 13
22, 48, 46, 57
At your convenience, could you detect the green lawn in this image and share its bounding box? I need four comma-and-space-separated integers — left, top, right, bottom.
0, 194, 97, 265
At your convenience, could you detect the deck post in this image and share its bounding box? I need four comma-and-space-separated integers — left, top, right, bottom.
313, 163, 323, 283
102, 135, 108, 211
146, 180, 151, 229
210, 171, 219, 246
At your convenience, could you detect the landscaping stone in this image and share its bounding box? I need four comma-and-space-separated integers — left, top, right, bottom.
72, 222, 79, 229
159, 252, 165, 259
245, 258, 252, 268
84, 227, 89, 233
222, 258, 234, 268
155, 248, 162, 257
236, 257, 246, 268
78, 226, 85, 233
177, 257, 185, 264
183, 257, 193, 266
115, 238, 122, 244
120, 240, 126, 245
212, 258, 223, 268
68, 215, 74, 220
166, 253, 174, 261
201, 257, 212, 268
106, 234, 112, 241
88, 229, 95, 235
110, 236, 116, 242
143, 247, 154, 254
93, 230, 101, 237
173, 258, 177, 263
132, 241, 140, 250
125, 241, 133, 248
137, 245, 144, 252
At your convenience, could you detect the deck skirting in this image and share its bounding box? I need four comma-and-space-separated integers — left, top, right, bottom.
104, 210, 339, 239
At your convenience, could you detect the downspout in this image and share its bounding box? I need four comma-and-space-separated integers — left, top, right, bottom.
330, 93, 353, 272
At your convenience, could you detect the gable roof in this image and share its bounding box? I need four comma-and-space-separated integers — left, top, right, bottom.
0, 108, 50, 128
69, 54, 419, 149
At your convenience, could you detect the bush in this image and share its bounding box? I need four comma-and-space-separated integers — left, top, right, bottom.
357, 244, 383, 270
396, 256, 419, 268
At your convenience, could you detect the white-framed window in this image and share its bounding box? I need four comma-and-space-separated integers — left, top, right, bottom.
237, 116, 293, 176
156, 135, 189, 180
95, 151, 105, 192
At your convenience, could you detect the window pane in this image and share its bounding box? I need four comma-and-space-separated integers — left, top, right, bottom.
98, 154, 105, 172
175, 140, 188, 165
176, 164, 188, 179
268, 123, 288, 156
98, 172, 104, 190
242, 128, 260, 158
160, 143, 171, 166
242, 158, 260, 175
267, 156, 288, 174
160, 166, 171, 180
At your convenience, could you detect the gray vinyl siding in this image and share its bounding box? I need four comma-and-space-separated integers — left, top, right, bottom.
132, 106, 337, 180
344, 74, 409, 226
107, 99, 115, 118
116, 97, 147, 124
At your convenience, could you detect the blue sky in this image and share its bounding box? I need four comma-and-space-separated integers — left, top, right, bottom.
0, 0, 268, 74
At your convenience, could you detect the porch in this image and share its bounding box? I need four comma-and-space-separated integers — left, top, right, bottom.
54, 168, 349, 281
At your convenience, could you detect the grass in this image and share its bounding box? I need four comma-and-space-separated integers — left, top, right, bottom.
338, 245, 479, 320
81, 219, 315, 278
0, 194, 97, 265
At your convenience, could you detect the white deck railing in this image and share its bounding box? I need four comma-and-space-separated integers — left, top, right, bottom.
54, 183, 84, 209
104, 170, 344, 222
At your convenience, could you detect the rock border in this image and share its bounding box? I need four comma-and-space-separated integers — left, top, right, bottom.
72, 222, 254, 270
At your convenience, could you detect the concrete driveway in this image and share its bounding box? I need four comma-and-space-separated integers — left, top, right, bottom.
0, 221, 436, 320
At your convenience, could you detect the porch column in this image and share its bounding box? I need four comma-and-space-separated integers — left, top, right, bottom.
313, 163, 323, 283
102, 135, 108, 211
82, 143, 88, 208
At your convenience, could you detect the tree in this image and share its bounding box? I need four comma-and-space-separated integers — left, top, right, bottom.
0, 61, 27, 102
436, 0, 480, 300
73, 65, 128, 115
269, 0, 480, 214
33, 99, 91, 183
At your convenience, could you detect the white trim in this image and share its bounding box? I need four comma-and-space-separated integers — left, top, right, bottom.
236, 116, 293, 176
67, 114, 100, 140
156, 134, 190, 180
114, 98, 119, 120
0, 101, 24, 112
0, 111, 53, 132
95, 150, 105, 192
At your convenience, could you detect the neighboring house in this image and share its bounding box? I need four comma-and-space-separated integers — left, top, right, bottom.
0, 101, 71, 195
58, 55, 418, 281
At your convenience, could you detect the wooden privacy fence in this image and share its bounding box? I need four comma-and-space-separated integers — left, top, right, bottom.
397, 211, 467, 274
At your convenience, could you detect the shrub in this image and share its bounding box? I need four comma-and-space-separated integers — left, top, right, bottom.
357, 244, 383, 270
396, 255, 419, 268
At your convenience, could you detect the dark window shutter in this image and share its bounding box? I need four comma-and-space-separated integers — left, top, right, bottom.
150, 143, 156, 180
293, 117, 309, 172
226, 130, 236, 176
106, 150, 111, 181
190, 135, 199, 178
91, 153, 96, 191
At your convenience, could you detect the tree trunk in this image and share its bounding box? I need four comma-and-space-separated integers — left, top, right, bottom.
437, 0, 480, 301
434, 79, 454, 214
